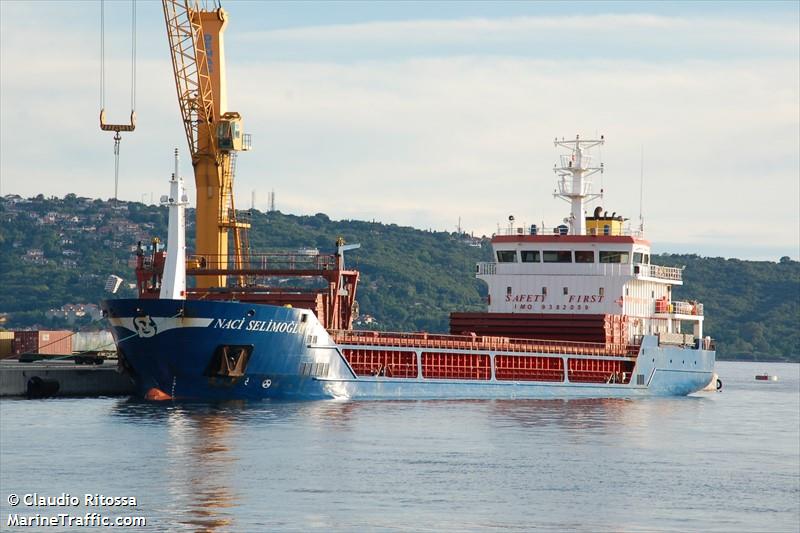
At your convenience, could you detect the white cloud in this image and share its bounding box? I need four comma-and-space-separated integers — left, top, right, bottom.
239, 14, 797, 50
229, 55, 798, 248
1, 7, 798, 259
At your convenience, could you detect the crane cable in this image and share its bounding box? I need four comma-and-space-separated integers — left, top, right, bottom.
100, 0, 136, 205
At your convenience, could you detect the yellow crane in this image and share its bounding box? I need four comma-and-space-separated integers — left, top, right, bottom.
162, 0, 250, 289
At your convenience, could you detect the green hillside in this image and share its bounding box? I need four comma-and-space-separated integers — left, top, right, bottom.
1, 195, 797, 362
658, 254, 799, 360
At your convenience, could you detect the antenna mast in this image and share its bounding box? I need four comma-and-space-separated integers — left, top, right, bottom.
639, 145, 645, 234
552, 134, 604, 236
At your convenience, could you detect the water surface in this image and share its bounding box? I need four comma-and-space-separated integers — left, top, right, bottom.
1, 361, 798, 532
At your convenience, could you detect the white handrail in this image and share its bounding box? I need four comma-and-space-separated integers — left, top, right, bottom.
635, 263, 682, 281
494, 225, 644, 238
476, 262, 496, 275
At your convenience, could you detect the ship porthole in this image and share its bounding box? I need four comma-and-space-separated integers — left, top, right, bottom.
247, 309, 255, 317
262, 379, 272, 389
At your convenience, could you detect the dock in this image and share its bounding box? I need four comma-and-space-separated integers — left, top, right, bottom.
0, 359, 135, 398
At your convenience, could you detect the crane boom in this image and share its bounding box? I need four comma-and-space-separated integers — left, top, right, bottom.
161, 0, 250, 289
162, 0, 217, 163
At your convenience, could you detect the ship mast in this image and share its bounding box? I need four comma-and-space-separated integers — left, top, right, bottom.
159, 149, 188, 300
553, 135, 604, 236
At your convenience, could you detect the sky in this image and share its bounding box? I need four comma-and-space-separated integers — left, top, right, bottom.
1, 0, 798, 261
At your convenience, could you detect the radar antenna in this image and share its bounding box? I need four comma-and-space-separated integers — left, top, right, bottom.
639, 145, 645, 234
552, 134, 604, 235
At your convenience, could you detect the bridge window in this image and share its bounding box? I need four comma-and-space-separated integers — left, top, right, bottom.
521, 250, 540, 263
575, 251, 595, 263
599, 251, 630, 264
543, 250, 572, 263
542, 286, 547, 296
599, 287, 604, 296
563, 287, 569, 295
633, 252, 643, 264
497, 251, 517, 263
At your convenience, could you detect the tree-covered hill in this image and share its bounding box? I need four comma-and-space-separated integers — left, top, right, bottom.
1, 195, 797, 362
658, 254, 799, 360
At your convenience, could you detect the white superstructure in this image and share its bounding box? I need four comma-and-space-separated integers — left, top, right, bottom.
477, 136, 705, 342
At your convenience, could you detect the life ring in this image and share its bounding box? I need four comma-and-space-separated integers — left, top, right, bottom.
716, 378, 722, 391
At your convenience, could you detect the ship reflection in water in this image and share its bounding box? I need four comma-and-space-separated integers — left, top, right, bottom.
112, 401, 246, 532
489, 398, 637, 430
109, 399, 369, 531
165, 407, 238, 532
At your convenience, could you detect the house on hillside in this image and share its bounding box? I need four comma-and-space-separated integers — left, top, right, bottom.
354, 315, 378, 327
45, 303, 103, 324
23, 249, 46, 264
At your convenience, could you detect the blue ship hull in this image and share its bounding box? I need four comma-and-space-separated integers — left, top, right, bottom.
102, 299, 716, 401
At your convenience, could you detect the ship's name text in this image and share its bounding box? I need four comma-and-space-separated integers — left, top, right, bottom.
212, 318, 304, 334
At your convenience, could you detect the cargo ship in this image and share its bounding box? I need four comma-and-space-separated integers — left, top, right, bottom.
101, 2, 714, 400
103, 136, 715, 400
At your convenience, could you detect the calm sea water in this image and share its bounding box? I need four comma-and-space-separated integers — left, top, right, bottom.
1, 361, 798, 532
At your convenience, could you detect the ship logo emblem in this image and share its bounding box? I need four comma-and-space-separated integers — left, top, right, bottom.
133, 316, 158, 338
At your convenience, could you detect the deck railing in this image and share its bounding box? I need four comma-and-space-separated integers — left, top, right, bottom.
187, 252, 337, 272
634, 263, 683, 282
655, 300, 703, 316
476, 262, 496, 275
329, 330, 641, 357
494, 226, 644, 238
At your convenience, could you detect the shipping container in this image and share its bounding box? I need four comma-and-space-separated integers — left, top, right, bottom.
12, 330, 73, 356
72, 331, 115, 353
0, 331, 14, 358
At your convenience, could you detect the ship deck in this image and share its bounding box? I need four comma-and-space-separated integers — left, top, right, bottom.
328, 330, 642, 384
329, 329, 640, 357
